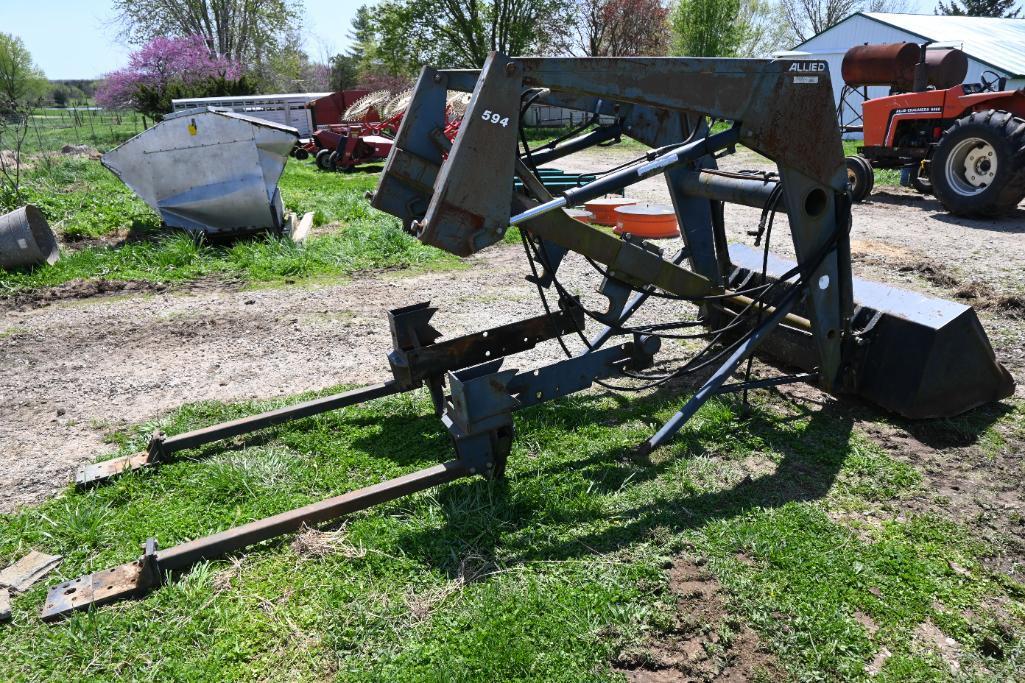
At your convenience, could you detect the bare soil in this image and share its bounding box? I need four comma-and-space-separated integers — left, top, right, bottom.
614, 557, 780, 681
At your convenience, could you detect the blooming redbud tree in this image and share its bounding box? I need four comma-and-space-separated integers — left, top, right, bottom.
96, 35, 249, 118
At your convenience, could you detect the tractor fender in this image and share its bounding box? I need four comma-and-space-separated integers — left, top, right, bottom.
959, 89, 1025, 119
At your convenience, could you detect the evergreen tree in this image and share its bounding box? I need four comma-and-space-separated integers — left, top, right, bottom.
936, 0, 1020, 17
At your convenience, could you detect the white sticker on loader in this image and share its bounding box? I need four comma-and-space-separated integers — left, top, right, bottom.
793, 76, 819, 84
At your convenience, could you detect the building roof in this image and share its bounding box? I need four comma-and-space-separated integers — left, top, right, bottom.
798, 12, 1025, 77
171, 93, 333, 105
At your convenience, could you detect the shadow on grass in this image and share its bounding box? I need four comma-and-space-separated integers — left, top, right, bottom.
374, 388, 855, 577
897, 401, 1016, 449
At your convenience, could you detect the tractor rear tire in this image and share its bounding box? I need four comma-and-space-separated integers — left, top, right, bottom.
846, 155, 873, 203
931, 109, 1025, 217
315, 148, 336, 172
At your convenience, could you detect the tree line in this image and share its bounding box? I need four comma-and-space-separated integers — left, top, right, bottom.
1, 0, 1020, 122
330, 0, 1020, 91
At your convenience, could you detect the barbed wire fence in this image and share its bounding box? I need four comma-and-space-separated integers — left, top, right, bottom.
1, 107, 151, 211
23, 108, 150, 159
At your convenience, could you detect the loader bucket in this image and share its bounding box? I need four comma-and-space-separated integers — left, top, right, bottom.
728, 244, 1014, 418
102, 108, 298, 237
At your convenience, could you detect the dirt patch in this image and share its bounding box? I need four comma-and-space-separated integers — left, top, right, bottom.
59, 144, 101, 160
854, 610, 879, 636
865, 646, 891, 676
614, 558, 779, 681
883, 259, 1025, 317
1, 149, 27, 171
895, 260, 961, 289
849, 239, 912, 259
913, 620, 961, 674
0, 275, 243, 312
2, 278, 168, 309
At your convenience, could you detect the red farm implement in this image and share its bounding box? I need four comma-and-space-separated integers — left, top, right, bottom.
300, 90, 468, 172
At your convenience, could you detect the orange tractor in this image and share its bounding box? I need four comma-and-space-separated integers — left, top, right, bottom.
840, 42, 1025, 216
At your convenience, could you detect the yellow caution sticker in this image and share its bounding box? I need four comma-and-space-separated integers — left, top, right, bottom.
188, 119, 197, 136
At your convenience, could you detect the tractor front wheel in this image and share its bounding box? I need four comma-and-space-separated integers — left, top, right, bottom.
932, 110, 1025, 217
846, 155, 873, 203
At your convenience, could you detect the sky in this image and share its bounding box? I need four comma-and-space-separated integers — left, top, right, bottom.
1, 0, 365, 80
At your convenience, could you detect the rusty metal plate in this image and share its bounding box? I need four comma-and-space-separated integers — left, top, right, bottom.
75, 452, 151, 488
40, 560, 153, 622
0, 550, 62, 592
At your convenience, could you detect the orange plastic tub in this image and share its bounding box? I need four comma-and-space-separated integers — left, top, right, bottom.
583, 197, 637, 226
564, 208, 594, 224
613, 204, 680, 239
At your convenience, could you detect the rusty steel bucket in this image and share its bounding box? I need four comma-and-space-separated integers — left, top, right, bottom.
0, 205, 59, 270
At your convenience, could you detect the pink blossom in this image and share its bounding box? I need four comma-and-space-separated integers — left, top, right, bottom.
96, 35, 244, 110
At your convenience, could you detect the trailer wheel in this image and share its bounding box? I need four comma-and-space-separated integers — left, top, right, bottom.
315, 148, 336, 171
932, 109, 1025, 217
846, 156, 872, 202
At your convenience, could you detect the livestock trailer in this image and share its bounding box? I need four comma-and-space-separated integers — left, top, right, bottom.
170, 92, 332, 137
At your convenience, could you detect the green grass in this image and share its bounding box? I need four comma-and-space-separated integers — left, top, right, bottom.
0, 160, 457, 293
0, 387, 1021, 680
0, 155, 158, 240
523, 124, 650, 153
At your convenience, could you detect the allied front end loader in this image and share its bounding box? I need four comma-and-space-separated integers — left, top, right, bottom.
43, 53, 1013, 621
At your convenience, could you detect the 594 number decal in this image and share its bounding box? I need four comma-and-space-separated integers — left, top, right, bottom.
481, 110, 510, 127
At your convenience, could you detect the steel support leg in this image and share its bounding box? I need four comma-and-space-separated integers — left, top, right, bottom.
75, 382, 402, 487
44, 459, 474, 621
639, 285, 803, 454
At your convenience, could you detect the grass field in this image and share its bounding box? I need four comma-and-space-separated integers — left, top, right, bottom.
0, 384, 1021, 680
0, 160, 456, 294
20, 109, 150, 155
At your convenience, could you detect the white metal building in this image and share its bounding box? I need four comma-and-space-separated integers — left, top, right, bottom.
170, 93, 332, 137
785, 13, 1025, 116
